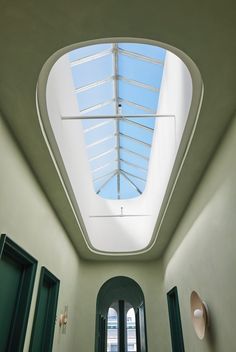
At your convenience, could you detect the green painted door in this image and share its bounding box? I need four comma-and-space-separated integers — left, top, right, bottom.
167, 287, 185, 352
0, 253, 22, 350
29, 267, 60, 352
31, 281, 50, 351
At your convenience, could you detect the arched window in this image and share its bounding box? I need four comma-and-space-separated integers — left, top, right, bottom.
126, 307, 136, 352
96, 277, 147, 352
106, 303, 137, 352
107, 305, 118, 351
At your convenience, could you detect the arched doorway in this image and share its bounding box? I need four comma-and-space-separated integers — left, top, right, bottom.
95, 276, 147, 352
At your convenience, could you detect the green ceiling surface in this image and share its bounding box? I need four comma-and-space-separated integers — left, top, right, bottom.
0, 0, 235, 260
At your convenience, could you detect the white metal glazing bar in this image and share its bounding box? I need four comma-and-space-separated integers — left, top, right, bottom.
86, 134, 115, 149
120, 158, 147, 171
93, 170, 117, 182
84, 120, 112, 133
74, 77, 112, 93
96, 172, 117, 194
119, 98, 155, 113
120, 147, 149, 161
122, 118, 154, 133
120, 169, 146, 182
79, 99, 115, 114
118, 48, 164, 65
75, 75, 159, 94
61, 114, 175, 120
89, 148, 115, 162
119, 132, 151, 147
118, 75, 159, 92
70, 48, 113, 67
112, 43, 121, 199
120, 171, 142, 194
91, 162, 115, 174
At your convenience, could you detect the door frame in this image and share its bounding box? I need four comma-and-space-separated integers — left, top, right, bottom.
0, 234, 37, 351
167, 286, 185, 352
29, 266, 60, 351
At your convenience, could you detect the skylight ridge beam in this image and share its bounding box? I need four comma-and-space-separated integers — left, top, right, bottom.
119, 98, 155, 113
118, 75, 159, 92
113, 43, 121, 199
120, 171, 142, 194
120, 169, 146, 182
74, 77, 112, 93
70, 48, 112, 66
118, 48, 164, 65
119, 132, 151, 148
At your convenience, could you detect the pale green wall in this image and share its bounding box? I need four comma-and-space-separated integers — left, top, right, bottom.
0, 114, 172, 351
1, 103, 236, 352
163, 116, 236, 351
0, 115, 82, 352
76, 259, 171, 351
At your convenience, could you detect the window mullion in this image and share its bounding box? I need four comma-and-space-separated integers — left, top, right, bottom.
119, 300, 125, 352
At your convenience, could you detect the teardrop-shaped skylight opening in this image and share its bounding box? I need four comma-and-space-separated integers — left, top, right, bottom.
37, 38, 203, 254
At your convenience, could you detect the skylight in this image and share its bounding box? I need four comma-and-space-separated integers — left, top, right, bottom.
63, 43, 166, 199
40, 38, 198, 253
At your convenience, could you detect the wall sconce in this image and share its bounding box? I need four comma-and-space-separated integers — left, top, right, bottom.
59, 305, 68, 334
190, 291, 209, 339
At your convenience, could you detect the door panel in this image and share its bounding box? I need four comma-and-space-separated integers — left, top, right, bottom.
167, 287, 185, 352
0, 234, 37, 352
0, 254, 22, 350
29, 267, 60, 352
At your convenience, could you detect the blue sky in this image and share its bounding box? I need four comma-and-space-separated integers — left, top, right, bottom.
68, 43, 166, 199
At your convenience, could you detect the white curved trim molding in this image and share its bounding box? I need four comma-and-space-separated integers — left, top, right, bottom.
37, 38, 203, 256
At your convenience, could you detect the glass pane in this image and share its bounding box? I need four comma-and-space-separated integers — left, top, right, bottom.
120, 104, 156, 129
120, 134, 151, 159
118, 54, 164, 88
124, 173, 146, 192
99, 174, 118, 200
82, 117, 111, 130
120, 173, 142, 199
84, 121, 115, 145
67, 42, 166, 199
90, 149, 116, 171
127, 308, 137, 352
119, 120, 153, 145
121, 161, 147, 181
77, 80, 113, 111
119, 80, 158, 113
87, 134, 115, 160
119, 43, 166, 61
94, 170, 116, 193
82, 102, 116, 117
120, 148, 148, 170
69, 44, 112, 61
127, 116, 156, 129
71, 54, 113, 88
107, 307, 118, 352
